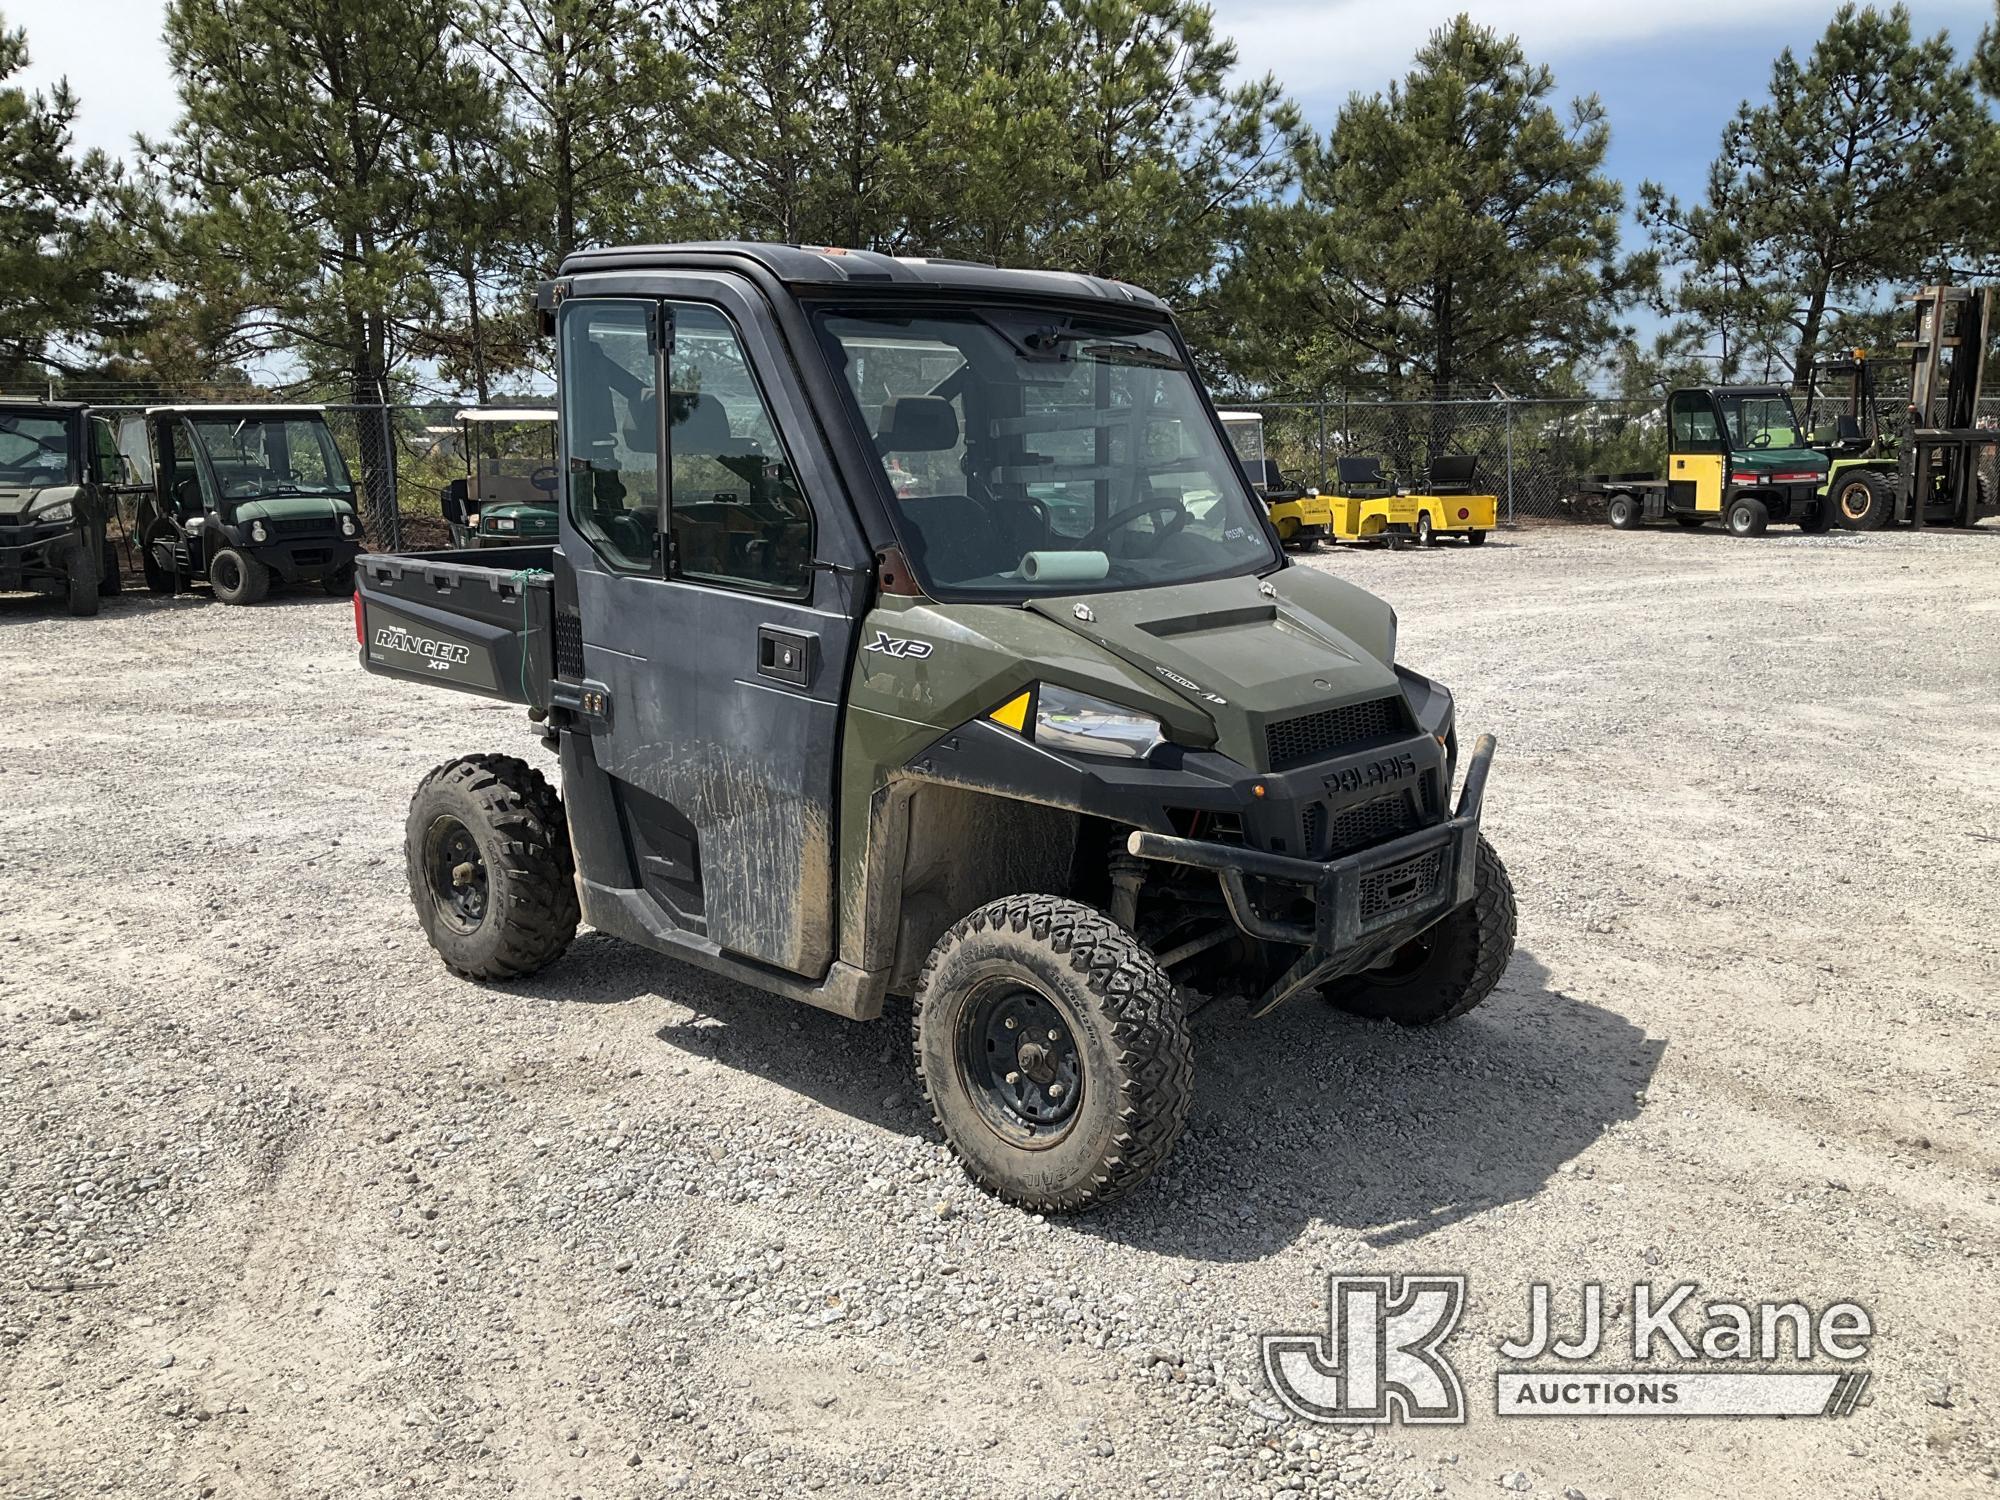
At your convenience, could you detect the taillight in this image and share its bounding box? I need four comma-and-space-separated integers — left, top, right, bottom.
1731, 472, 1759, 484
352, 589, 363, 643
1457, 507, 1470, 520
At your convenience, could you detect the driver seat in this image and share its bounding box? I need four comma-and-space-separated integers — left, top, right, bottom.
874, 397, 1016, 583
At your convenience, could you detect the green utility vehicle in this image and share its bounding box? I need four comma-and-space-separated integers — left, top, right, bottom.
0, 400, 121, 615
355, 243, 1516, 1212
1584, 385, 1831, 536
440, 407, 560, 548
121, 405, 364, 603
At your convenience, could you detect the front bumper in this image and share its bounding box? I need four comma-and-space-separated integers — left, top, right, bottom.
1126, 733, 1496, 1009
253, 536, 361, 582
0, 522, 83, 587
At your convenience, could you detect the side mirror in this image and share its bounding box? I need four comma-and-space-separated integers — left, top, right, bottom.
439, 478, 469, 526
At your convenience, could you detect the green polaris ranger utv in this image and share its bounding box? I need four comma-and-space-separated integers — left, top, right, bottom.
355, 243, 1516, 1212
0, 400, 121, 616
122, 405, 364, 603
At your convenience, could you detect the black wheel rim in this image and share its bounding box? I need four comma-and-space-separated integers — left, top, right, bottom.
423, 815, 489, 935
958, 976, 1083, 1145
213, 553, 241, 593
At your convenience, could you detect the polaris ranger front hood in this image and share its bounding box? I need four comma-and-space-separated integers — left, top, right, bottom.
0, 482, 80, 513
1025, 568, 1403, 771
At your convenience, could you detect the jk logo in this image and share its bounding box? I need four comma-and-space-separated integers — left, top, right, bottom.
1262, 1274, 1468, 1425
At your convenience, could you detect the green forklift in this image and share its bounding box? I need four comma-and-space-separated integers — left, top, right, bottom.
120, 405, 365, 603
1811, 284, 1999, 531
0, 399, 121, 615
439, 407, 560, 548
1584, 384, 1831, 535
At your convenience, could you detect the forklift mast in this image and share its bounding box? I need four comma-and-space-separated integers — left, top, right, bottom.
1898, 282, 1996, 529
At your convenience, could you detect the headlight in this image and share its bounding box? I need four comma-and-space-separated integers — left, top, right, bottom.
250, 520, 268, 542
1034, 684, 1166, 760
29, 499, 72, 524
494, 517, 516, 531
339, 513, 358, 537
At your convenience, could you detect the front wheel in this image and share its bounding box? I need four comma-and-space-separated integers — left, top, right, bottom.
322, 559, 357, 596
209, 547, 270, 605
99, 539, 122, 596
1416, 512, 1436, 547
1833, 470, 1893, 531
65, 545, 99, 617
405, 754, 580, 980
914, 896, 1193, 1213
1726, 496, 1770, 537
1325, 836, 1516, 1027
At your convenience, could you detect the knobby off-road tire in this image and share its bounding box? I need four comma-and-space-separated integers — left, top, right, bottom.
99, 539, 122, 596
209, 546, 270, 605
141, 526, 177, 594
64, 543, 99, 617
914, 895, 1193, 1213
1326, 835, 1516, 1027
405, 754, 580, 981
323, 558, 358, 596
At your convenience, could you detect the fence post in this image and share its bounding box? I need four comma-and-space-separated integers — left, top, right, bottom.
1316, 398, 1328, 490
1504, 397, 1516, 526
358, 403, 401, 552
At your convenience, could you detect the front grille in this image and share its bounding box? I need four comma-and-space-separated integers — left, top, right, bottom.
553, 606, 586, 679
1359, 847, 1446, 924
273, 517, 328, 536
1302, 803, 1325, 854
1325, 792, 1421, 857
1265, 696, 1408, 770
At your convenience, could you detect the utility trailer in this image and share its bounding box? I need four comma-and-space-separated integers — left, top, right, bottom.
353, 241, 1517, 1214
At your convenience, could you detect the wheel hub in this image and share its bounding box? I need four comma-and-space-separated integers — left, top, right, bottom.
960, 980, 1082, 1140
424, 816, 489, 934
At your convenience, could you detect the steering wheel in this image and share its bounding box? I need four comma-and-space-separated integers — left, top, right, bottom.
530, 465, 559, 494
1084, 500, 1191, 554
1748, 432, 1772, 449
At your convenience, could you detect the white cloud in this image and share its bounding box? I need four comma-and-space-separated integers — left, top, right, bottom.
6, 0, 176, 162
1218, 0, 1986, 106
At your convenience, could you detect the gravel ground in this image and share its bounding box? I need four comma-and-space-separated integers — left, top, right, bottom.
1, 523, 1996, 1500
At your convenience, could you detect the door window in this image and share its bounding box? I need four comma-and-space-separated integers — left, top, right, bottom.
1669, 392, 1724, 452
666, 303, 813, 596
562, 300, 663, 572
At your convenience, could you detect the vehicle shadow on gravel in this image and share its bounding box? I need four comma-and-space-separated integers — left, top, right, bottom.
526, 937, 1662, 1263
1082, 949, 1666, 1261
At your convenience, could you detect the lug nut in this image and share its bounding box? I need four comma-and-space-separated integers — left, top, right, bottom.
1005, 1071, 1020, 1085
1048, 1029, 1060, 1042
1004, 1017, 1017, 1030
1049, 1084, 1064, 1099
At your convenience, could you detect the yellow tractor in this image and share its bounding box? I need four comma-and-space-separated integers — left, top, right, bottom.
1326, 455, 1497, 546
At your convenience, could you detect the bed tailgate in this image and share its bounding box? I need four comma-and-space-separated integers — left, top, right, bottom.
355, 547, 556, 709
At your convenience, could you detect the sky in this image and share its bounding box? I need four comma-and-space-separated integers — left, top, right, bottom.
7, 0, 1995, 226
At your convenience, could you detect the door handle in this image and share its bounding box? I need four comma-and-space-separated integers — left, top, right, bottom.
758, 626, 816, 686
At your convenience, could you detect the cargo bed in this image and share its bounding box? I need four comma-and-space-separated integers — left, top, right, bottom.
356, 547, 557, 709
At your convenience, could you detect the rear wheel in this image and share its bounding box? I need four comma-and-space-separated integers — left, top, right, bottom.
98, 539, 122, 596
209, 547, 270, 605
1464, 528, 1488, 546
405, 754, 579, 980
1726, 496, 1770, 537
1833, 470, 1893, 531
1606, 493, 1641, 530
1798, 501, 1833, 534
1325, 836, 1516, 1027
914, 895, 1192, 1213
141, 527, 177, 594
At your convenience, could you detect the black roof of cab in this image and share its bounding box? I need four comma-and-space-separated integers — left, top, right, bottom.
555, 241, 1167, 312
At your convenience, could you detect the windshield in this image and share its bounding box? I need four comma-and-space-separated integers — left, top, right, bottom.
466, 419, 558, 508
187, 416, 354, 503
813, 309, 1278, 598
0, 412, 75, 487
1718, 393, 1805, 451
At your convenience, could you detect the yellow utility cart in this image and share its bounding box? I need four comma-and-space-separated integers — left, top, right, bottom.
1219, 410, 1335, 548
1326, 455, 1497, 546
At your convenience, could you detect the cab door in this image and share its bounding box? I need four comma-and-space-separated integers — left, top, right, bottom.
1667, 389, 1727, 513
552, 279, 872, 979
